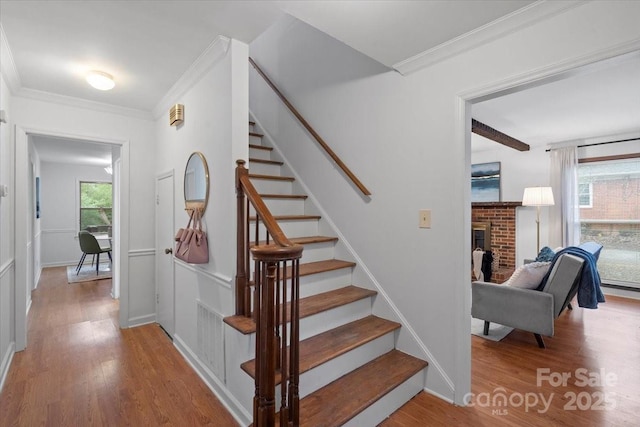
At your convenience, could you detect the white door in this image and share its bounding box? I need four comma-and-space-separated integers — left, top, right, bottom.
156, 172, 175, 337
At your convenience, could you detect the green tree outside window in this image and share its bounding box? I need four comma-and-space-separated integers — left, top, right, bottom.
80, 181, 112, 231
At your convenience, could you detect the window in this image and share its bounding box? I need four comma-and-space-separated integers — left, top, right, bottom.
79, 181, 112, 232
578, 157, 640, 286
578, 182, 592, 208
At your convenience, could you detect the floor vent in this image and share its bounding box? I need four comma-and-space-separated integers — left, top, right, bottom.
197, 300, 225, 381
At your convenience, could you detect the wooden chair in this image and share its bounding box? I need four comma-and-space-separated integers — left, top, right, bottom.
76, 230, 112, 275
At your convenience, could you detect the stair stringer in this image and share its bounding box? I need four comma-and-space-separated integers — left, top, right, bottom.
249, 112, 456, 402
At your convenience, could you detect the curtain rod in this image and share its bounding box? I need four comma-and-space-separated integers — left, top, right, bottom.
545, 137, 640, 152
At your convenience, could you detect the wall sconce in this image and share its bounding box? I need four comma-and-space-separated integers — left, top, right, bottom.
170, 104, 184, 126
522, 186, 555, 254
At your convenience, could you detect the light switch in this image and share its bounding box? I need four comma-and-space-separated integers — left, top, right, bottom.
419, 209, 431, 228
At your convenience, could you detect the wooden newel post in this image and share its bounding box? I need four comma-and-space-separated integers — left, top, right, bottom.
235, 159, 248, 316
255, 261, 277, 426
252, 245, 303, 427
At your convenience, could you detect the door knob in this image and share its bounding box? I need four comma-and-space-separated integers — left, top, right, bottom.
165, 248, 173, 254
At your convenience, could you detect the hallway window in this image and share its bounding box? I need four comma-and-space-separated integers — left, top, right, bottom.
80, 181, 112, 232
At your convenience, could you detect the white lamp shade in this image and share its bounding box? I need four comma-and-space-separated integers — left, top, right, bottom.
522, 186, 554, 206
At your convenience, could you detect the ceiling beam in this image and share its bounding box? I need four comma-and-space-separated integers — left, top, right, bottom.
472, 119, 530, 152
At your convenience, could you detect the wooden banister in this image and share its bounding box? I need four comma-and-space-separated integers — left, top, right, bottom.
249, 57, 372, 197
235, 159, 303, 426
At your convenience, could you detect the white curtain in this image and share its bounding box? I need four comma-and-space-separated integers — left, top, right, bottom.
549, 146, 581, 248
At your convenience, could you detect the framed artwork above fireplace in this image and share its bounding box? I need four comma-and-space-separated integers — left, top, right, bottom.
471, 162, 501, 202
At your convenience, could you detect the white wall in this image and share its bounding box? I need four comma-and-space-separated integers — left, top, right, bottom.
11, 95, 156, 327
154, 37, 249, 421
471, 136, 551, 265
249, 2, 640, 403
0, 71, 16, 389
39, 162, 112, 266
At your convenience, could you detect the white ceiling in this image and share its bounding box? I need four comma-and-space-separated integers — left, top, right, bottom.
1, 1, 638, 162
472, 50, 640, 152
31, 135, 113, 167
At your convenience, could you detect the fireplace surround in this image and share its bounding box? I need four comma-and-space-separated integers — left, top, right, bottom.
472, 201, 521, 282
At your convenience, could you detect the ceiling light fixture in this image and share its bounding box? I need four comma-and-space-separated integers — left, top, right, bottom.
86, 70, 115, 91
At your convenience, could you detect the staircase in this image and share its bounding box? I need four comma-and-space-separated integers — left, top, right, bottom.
224, 122, 427, 426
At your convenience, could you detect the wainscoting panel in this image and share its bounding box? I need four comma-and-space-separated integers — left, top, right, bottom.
41, 229, 80, 266
0, 259, 15, 391
127, 248, 156, 327
197, 300, 225, 382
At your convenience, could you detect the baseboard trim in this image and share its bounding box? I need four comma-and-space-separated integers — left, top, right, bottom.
128, 314, 155, 328
602, 284, 640, 300
173, 334, 251, 426
0, 341, 16, 393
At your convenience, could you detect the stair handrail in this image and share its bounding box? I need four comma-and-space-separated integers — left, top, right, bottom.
249, 57, 372, 197
235, 159, 303, 426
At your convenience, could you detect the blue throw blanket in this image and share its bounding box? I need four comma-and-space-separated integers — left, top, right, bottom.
535, 246, 605, 309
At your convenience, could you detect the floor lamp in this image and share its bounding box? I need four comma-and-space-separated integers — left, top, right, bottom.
522, 187, 555, 254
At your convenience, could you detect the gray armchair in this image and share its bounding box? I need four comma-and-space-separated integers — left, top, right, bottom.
472, 254, 584, 348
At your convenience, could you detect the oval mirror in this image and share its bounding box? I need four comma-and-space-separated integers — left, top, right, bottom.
184, 152, 210, 213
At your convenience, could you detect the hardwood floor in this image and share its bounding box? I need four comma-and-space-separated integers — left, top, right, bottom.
2, 267, 638, 426
0, 267, 238, 427
381, 294, 640, 427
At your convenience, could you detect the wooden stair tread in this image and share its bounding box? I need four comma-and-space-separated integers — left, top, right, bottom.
248, 173, 294, 181
282, 350, 427, 427
240, 315, 401, 382
249, 214, 320, 221
296, 259, 355, 277
224, 285, 376, 335
249, 144, 272, 151
249, 158, 284, 166
249, 131, 263, 137
258, 193, 307, 199
251, 235, 338, 247
249, 120, 255, 126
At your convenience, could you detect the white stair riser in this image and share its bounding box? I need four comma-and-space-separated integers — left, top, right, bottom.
249, 123, 255, 133
249, 147, 272, 161
248, 161, 282, 176
344, 370, 426, 427
249, 198, 305, 216
248, 263, 352, 300
251, 218, 318, 238
299, 298, 372, 340
250, 134, 264, 146
298, 241, 336, 264
299, 268, 353, 299
233, 297, 373, 350
250, 179, 292, 194
297, 334, 396, 399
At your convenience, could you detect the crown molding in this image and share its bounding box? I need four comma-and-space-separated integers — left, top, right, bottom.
15, 87, 153, 120
2, 24, 152, 120
152, 35, 230, 120
0, 24, 22, 93
393, 0, 584, 75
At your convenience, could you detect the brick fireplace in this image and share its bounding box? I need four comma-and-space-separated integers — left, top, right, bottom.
472, 201, 521, 282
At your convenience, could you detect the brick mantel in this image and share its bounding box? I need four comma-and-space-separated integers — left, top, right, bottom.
472, 201, 522, 282
472, 202, 522, 208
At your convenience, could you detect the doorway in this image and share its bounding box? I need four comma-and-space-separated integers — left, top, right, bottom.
155, 171, 175, 337
461, 49, 640, 403
14, 128, 129, 351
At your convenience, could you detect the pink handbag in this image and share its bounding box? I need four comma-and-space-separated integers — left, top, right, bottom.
175, 209, 209, 264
